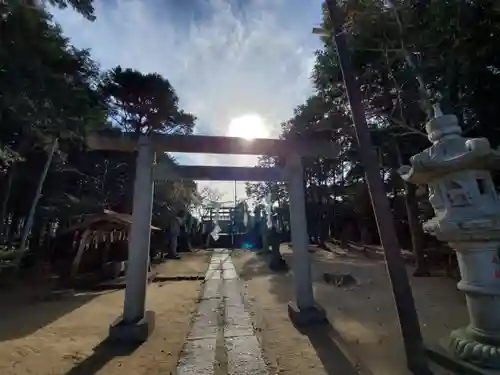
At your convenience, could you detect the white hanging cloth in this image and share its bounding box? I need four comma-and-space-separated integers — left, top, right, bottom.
265, 192, 273, 229
243, 211, 248, 227
210, 202, 222, 240
211, 224, 221, 241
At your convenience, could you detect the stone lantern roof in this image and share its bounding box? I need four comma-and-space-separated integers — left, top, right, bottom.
399, 105, 500, 185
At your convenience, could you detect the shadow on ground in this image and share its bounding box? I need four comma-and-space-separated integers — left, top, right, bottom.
64, 339, 141, 375
237, 252, 282, 280
237, 249, 377, 374
238, 246, 385, 303
0, 251, 211, 341
238, 247, 466, 331
235, 245, 469, 375
299, 323, 372, 375
0, 290, 99, 341
154, 251, 211, 278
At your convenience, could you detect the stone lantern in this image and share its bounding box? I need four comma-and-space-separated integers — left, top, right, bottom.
399, 105, 500, 368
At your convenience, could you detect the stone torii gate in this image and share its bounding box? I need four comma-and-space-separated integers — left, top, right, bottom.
86, 133, 340, 342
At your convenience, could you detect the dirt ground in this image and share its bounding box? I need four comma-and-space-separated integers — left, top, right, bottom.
0, 252, 210, 375
0, 248, 469, 375
231, 245, 468, 375
154, 250, 211, 278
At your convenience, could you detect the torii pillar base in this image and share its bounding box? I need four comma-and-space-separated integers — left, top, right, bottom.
108, 310, 156, 344
288, 302, 328, 328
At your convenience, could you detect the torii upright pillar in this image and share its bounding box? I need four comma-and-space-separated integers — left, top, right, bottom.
286, 153, 328, 326
109, 134, 156, 342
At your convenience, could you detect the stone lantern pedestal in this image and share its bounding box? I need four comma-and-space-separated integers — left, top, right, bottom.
400, 106, 500, 368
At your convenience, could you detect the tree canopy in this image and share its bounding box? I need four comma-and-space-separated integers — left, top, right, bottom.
0, 3, 198, 260
246, 0, 500, 273
2, 0, 96, 20
5, 0, 500, 276
101, 67, 196, 136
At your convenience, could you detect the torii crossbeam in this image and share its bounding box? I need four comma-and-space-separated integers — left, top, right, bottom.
154, 165, 286, 182
86, 133, 340, 158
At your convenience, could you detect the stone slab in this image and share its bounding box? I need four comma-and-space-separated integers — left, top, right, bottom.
188, 298, 221, 340
205, 269, 221, 280
226, 335, 269, 375
223, 268, 238, 280
214, 249, 229, 254
202, 279, 223, 300
181, 250, 268, 374
195, 296, 221, 315
176, 338, 217, 375
224, 325, 255, 338
225, 311, 252, 327
224, 296, 245, 308
287, 302, 329, 328
224, 302, 254, 338
224, 310, 254, 338
224, 296, 253, 336
223, 280, 243, 302
108, 310, 155, 343
219, 259, 232, 267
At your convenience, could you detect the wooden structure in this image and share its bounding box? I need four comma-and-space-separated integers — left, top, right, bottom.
201, 205, 235, 233
54, 210, 160, 282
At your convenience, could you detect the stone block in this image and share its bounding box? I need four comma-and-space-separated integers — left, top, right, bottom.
188, 299, 220, 340
287, 302, 328, 328
108, 310, 155, 343
201, 279, 222, 299
226, 336, 269, 375
177, 338, 217, 375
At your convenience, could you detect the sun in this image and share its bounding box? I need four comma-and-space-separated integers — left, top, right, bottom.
227, 114, 270, 140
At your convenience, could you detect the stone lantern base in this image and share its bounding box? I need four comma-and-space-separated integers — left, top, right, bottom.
449, 327, 500, 369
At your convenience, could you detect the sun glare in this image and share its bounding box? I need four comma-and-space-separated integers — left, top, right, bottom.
227, 114, 269, 140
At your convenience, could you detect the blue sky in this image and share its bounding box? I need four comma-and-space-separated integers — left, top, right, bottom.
51, 0, 324, 202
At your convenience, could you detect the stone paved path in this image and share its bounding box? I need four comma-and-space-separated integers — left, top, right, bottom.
176, 249, 268, 375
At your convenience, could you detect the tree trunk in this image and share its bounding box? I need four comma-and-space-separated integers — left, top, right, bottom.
0, 165, 15, 243
70, 230, 92, 280
6, 210, 21, 246
404, 182, 429, 276
19, 138, 58, 255
30, 219, 43, 256
393, 139, 429, 276
360, 220, 372, 244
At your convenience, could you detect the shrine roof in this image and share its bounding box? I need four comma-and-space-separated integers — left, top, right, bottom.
60, 209, 161, 235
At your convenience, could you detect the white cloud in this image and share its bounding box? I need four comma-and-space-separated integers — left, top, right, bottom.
51, 0, 322, 202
